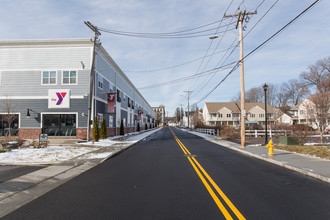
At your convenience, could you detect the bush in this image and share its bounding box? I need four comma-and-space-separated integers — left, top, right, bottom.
100, 118, 107, 139
137, 122, 140, 132
220, 125, 240, 138
291, 124, 314, 145
93, 116, 100, 141
120, 119, 125, 135
145, 123, 148, 130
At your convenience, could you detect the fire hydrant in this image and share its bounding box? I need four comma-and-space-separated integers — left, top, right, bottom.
267, 140, 274, 156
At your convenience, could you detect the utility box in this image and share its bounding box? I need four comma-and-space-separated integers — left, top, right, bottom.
279, 136, 299, 145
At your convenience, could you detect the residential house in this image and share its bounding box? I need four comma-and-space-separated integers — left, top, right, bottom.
203, 102, 275, 127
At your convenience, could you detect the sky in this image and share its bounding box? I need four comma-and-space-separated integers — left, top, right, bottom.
0, 0, 329, 116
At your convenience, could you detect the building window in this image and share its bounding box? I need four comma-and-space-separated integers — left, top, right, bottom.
300, 110, 305, 115
226, 114, 231, 118
259, 114, 265, 118
0, 114, 19, 136
117, 89, 121, 102
62, 71, 77, 85
42, 71, 57, 85
98, 74, 103, 89
250, 114, 255, 118
218, 113, 223, 118
42, 114, 76, 136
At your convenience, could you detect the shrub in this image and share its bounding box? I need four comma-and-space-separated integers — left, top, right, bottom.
93, 116, 100, 141
220, 125, 240, 139
145, 123, 148, 130
291, 124, 314, 145
100, 118, 107, 139
120, 119, 125, 135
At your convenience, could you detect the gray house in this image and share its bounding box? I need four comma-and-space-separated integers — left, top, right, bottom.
0, 38, 155, 139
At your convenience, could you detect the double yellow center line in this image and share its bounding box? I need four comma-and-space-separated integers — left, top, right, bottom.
169, 128, 245, 220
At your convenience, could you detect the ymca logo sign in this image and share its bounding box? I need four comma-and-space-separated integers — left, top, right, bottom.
48, 89, 70, 108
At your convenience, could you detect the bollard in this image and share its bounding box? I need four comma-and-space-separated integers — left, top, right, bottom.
267, 139, 274, 156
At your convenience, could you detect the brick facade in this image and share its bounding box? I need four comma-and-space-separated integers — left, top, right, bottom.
19, 128, 42, 139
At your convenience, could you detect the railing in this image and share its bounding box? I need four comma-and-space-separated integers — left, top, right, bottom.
195, 128, 216, 136
245, 130, 291, 138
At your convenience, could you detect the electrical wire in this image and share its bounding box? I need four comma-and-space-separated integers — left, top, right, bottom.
191, 0, 320, 105
125, 47, 234, 73
98, 27, 236, 39
137, 61, 237, 90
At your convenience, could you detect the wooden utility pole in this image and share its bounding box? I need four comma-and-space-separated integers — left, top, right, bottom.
183, 91, 192, 129
224, 10, 257, 147
84, 21, 101, 141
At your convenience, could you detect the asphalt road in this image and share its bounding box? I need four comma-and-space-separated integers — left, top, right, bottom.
3, 127, 330, 219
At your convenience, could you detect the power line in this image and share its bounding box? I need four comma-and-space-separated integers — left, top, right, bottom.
125, 47, 234, 73
98, 27, 236, 39
137, 62, 237, 90
191, 0, 320, 105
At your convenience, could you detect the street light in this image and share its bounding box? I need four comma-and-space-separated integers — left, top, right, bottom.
263, 83, 268, 145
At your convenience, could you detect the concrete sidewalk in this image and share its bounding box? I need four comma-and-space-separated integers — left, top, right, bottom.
193, 132, 330, 184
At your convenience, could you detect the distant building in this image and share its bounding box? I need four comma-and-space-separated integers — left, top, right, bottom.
152, 105, 165, 126
203, 102, 275, 127
0, 38, 155, 139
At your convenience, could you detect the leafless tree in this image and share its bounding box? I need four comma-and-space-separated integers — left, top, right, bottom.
1, 96, 17, 140
281, 79, 309, 106
300, 57, 330, 93
304, 92, 330, 143
191, 107, 201, 128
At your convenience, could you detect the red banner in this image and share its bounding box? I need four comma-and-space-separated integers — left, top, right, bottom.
138, 110, 142, 120
107, 93, 116, 113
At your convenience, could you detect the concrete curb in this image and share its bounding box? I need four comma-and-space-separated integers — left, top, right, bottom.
186, 131, 330, 184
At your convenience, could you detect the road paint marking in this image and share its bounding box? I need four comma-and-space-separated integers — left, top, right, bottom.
169, 128, 246, 220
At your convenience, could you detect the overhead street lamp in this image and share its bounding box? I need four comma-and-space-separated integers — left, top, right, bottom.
263, 83, 268, 145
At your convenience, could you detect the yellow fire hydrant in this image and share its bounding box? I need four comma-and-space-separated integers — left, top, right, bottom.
267, 140, 274, 156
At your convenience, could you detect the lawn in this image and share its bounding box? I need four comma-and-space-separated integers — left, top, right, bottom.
275, 144, 330, 159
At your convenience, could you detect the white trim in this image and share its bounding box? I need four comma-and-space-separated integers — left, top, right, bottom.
0, 96, 85, 99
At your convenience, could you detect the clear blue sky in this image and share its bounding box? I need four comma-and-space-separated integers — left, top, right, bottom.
1, 0, 329, 116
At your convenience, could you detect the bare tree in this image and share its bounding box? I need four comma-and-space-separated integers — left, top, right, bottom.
191, 107, 201, 128
1, 96, 17, 140
304, 92, 330, 143
300, 57, 330, 93
281, 79, 309, 106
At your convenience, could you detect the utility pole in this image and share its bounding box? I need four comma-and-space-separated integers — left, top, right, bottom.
183, 91, 192, 129
224, 10, 257, 148
179, 104, 183, 127
84, 21, 101, 141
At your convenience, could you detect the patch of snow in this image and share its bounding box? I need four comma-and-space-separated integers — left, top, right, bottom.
0, 146, 95, 165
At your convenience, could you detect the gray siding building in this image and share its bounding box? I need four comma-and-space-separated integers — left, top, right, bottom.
0, 38, 155, 139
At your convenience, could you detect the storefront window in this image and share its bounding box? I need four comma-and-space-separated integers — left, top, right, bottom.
43, 114, 76, 136
0, 114, 19, 136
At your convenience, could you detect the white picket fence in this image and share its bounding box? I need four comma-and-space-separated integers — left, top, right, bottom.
245, 130, 290, 138
195, 128, 217, 136
195, 128, 290, 137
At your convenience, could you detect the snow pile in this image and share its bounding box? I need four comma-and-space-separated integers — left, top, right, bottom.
0, 146, 96, 165
0, 128, 162, 165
